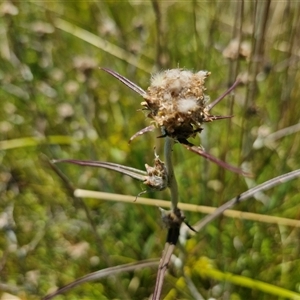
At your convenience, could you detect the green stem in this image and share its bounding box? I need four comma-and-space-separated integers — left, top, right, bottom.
164, 137, 179, 210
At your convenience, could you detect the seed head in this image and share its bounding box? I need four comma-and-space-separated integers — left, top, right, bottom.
141, 69, 214, 140
101, 67, 235, 143
144, 154, 168, 191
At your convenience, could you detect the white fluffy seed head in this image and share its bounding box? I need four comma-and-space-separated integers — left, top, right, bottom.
143, 68, 211, 139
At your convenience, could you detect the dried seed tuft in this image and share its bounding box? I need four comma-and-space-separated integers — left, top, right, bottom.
142, 69, 214, 140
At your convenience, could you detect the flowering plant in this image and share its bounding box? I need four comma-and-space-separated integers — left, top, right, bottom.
53, 67, 250, 298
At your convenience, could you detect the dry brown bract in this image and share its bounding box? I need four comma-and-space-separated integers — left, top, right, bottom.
144, 154, 168, 191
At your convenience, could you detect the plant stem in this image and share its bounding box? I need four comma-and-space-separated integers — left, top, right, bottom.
164, 136, 179, 210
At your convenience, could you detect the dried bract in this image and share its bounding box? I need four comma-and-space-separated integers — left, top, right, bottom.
144, 154, 168, 191
159, 207, 185, 230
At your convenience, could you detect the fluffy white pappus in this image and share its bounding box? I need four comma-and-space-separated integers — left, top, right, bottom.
165, 68, 182, 78
168, 78, 182, 94
151, 69, 199, 90
150, 72, 166, 87
179, 70, 193, 85
196, 70, 209, 78
177, 97, 198, 113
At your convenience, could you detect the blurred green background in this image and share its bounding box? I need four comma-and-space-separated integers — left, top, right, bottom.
1, 1, 300, 299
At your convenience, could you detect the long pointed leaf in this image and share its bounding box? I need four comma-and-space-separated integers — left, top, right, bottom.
53, 159, 147, 181
179, 141, 251, 176
206, 79, 241, 111
194, 169, 300, 231
101, 67, 146, 96
43, 259, 158, 300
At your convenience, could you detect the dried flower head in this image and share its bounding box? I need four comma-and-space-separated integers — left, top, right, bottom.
102, 67, 234, 142
142, 69, 213, 139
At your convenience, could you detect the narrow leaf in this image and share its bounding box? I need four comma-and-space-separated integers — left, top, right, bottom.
194, 169, 300, 231
206, 79, 241, 111
179, 140, 251, 176
43, 259, 158, 300
129, 125, 156, 143
53, 159, 147, 181
101, 67, 146, 96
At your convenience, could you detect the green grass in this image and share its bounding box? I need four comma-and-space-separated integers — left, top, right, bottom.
1, 1, 300, 299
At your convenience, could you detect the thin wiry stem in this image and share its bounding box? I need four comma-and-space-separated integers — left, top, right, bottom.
151, 136, 180, 299
151, 0, 168, 68
74, 189, 300, 228
164, 136, 179, 210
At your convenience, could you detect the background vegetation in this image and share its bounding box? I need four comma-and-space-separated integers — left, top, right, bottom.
1, 1, 300, 299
